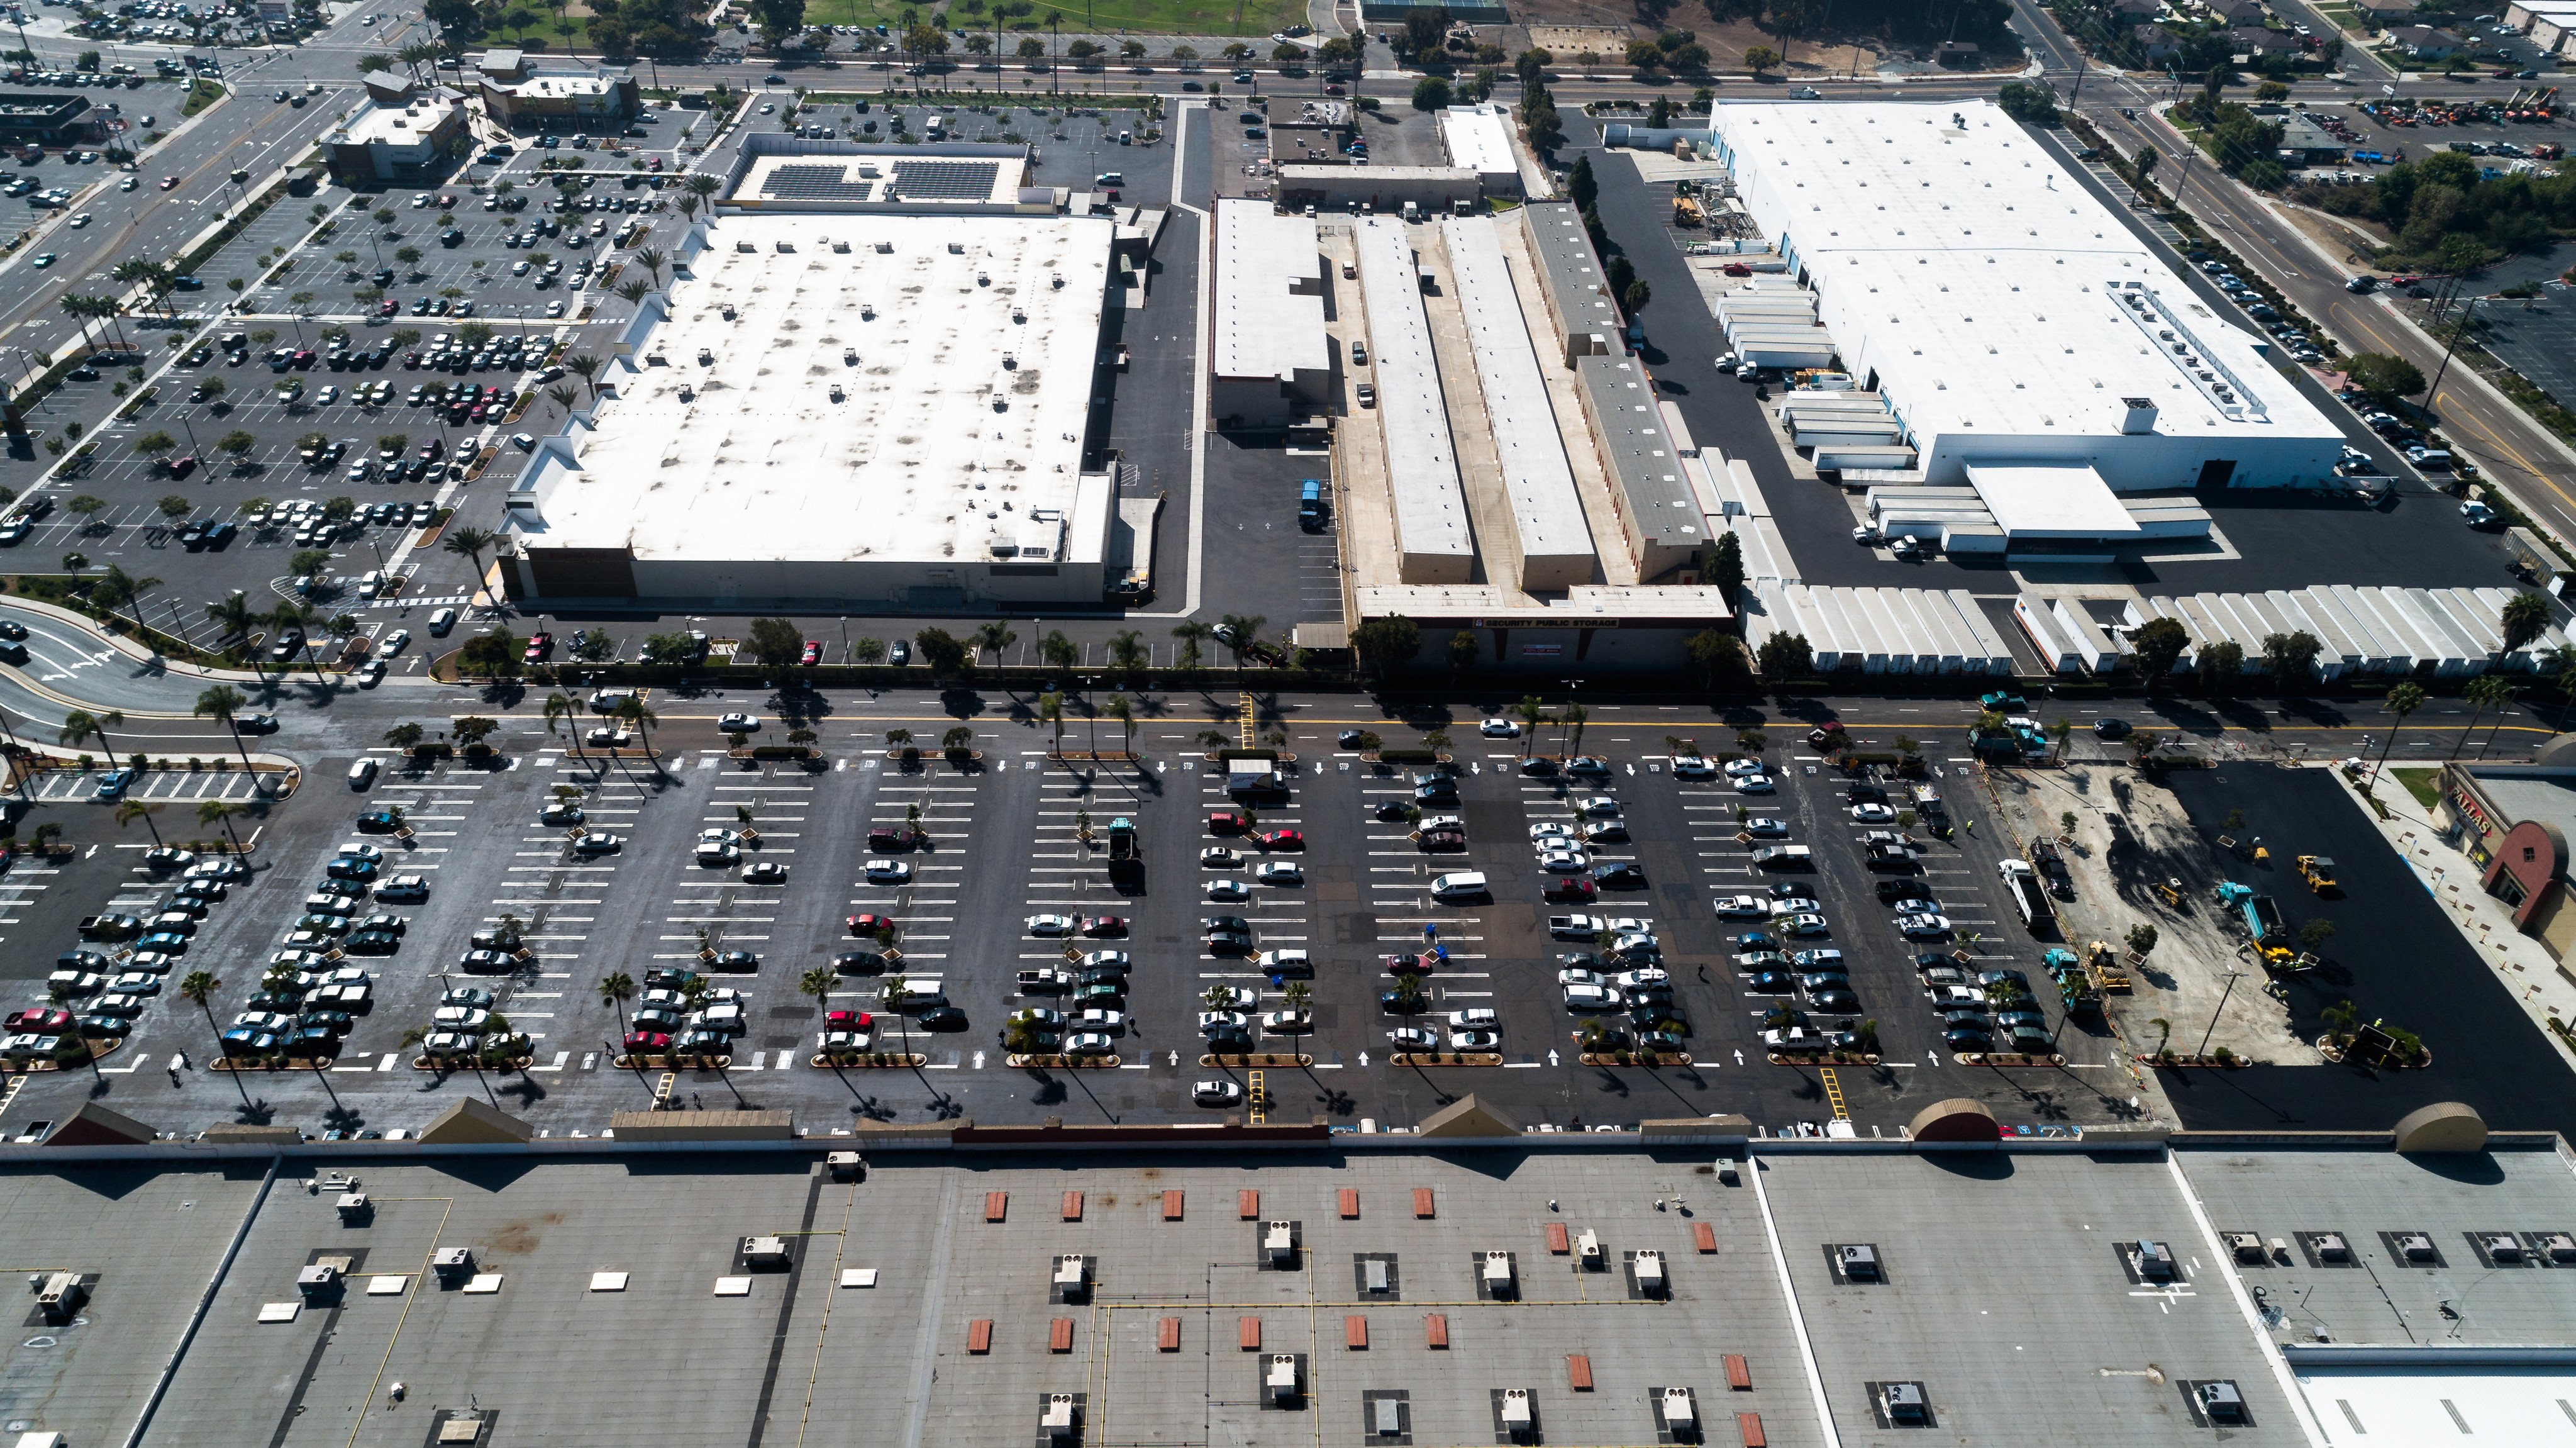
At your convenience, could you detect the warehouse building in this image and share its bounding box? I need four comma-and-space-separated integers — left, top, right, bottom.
1742, 581, 2017, 675
1436, 103, 1522, 196
1443, 215, 1595, 589
501, 207, 1118, 606
1707, 99, 2346, 516
2116, 586, 2568, 680
1208, 198, 1330, 431
1279, 164, 1480, 213
1356, 216, 1475, 583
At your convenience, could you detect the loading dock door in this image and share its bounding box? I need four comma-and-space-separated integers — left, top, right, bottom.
2196, 459, 2237, 489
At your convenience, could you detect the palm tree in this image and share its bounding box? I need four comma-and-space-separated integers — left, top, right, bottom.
1217, 613, 1265, 679
883, 973, 913, 1061
205, 593, 258, 666
599, 971, 635, 1035
542, 689, 583, 758
60, 708, 123, 762
1105, 693, 1135, 759
2456, 674, 2511, 759
634, 247, 668, 288
179, 969, 248, 1105
2372, 682, 2426, 789
2480, 678, 2520, 759
267, 600, 319, 679
974, 620, 1018, 668
1561, 701, 1589, 757
443, 526, 497, 606
194, 684, 257, 773
197, 799, 243, 852
1513, 694, 1548, 757
614, 695, 662, 774
91, 564, 161, 643
1109, 629, 1146, 676
1037, 693, 1065, 755
565, 354, 601, 400
1170, 620, 1208, 671
114, 797, 162, 845
799, 966, 836, 1020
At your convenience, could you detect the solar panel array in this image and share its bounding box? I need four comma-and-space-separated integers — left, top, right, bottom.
887, 160, 999, 201
760, 164, 875, 202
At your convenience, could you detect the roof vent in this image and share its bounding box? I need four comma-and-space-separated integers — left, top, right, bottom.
2119, 398, 2156, 435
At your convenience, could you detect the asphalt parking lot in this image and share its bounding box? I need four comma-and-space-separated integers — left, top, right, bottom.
0, 689, 2144, 1136
2151, 764, 2576, 1140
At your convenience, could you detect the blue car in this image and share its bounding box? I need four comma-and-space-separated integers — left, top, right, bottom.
219, 1026, 279, 1055
95, 769, 135, 800
324, 856, 379, 881
136, 931, 190, 954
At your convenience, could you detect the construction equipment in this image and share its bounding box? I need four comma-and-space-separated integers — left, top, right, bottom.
2216, 881, 2253, 908
1672, 196, 1704, 227
2297, 855, 2338, 895
2236, 893, 2295, 965
2156, 879, 2183, 908
2085, 941, 2131, 994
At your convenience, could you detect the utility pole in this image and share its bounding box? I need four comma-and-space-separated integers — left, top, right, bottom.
2423, 296, 2480, 416
2194, 966, 2244, 1057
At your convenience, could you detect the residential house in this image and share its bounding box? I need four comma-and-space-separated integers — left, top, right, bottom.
2387, 23, 2467, 58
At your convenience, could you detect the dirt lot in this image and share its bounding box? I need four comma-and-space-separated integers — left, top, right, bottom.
1985, 761, 2320, 1067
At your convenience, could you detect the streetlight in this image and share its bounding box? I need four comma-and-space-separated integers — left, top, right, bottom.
2194, 966, 2245, 1058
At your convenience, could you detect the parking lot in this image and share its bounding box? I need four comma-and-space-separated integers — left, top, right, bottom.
0, 689, 2150, 1135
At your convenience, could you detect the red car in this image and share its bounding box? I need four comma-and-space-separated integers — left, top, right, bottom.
523, 631, 553, 662
1209, 811, 1248, 833
847, 913, 896, 936
5, 1006, 69, 1032
1384, 952, 1438, 975
1257, 829, 1304, 851
1722, 262, 1754, 277
824, 1009, 874, 1031
800, 639, 822, 666
378, 299, 399, 316
1545, 876, 1597, 901
158, 175, 178, 189
1078, 915, 1127, 937
623, 1030, 670, 1052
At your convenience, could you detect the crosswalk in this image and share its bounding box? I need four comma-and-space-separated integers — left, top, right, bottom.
25, 769, 263, 803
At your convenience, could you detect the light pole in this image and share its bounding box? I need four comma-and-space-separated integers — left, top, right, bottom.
2194, 966, 2244, 1057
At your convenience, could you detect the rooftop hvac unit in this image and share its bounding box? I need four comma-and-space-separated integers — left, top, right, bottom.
742, 1236, 790, 1269
1837, 1244, 1880, 1280
1660, 1388, 1695, 1429
860, 302, 876, 320
1374, 1398, 1403, 1436
431, 1247, 475, 1281
2197, 1382, 2246, 1423
874, 240, 894, 253
735, 240, 756, 252
843, 347, 858, 365
1052, 273, 1064, 289
831, 384, 847, 403
826, 1152, 865, 1183
296, 1264, 341, 1298
1482, 1251, 1514, 1291
2223, 1233, 2263, 1262
1265, 1221, 1295, 1262
1362, 1257, 1390, 1293
1882, 1383, 1928, 1423
697, 348, 714, 366
2543, 1233, 2576, 1263
1053, 1254, 1087, 1288
977, 271, 991, 287
1267, 1354, 1301, 1403
336, 1191, 372, 1223
35, 1272, 83, 1320
2313, 1233, 2350, 1261
857, 162, 880, 178
2480, 1234, 2523, 1261
1499, 1389, 1534, 1433
831, 239, 850, 253
1633, 1249, 1666, 1295
1013, 307, 1027, 323
948, 242, 966, 254
1576, 1229, 1602, 1267
2399, 1233, 2437, 1262
1041, 1395, 1079, 1441
2131, 1240, 2175, 1280
1001, 351, 1017, 370
15, 1433, 67, 1448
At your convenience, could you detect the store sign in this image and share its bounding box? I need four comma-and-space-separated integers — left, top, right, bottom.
2450, 784, 2495, 837
1521, 644, 1563, 656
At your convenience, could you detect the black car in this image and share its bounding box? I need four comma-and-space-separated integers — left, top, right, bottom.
645, 968, 703, 991
1590, 862, 1645, 888
833, 950, 887, 974
1848, 784, 1888, 804
1373, 800, 1413, 822
711, 949, 758, 972
0, 620, 23, 641
1808, 988, 1862, 1013
1337, 729, 1368, 748
1206, 931, 1254, 955
2093, 718, 2130, 738
343, 930, 400, 954
1201, 915, 1251, 936
918, 1006, 968, 1030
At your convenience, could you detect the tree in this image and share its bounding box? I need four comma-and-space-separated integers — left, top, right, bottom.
216, 430, 257, 464
66, 494, 106, 533
2504, 591, 2552, 654
199, 799, 245, 851
1104, 693, 1135, 757
1170, 620, 1209, 671
1216, 615, 1265, 679
1743, 44, 1779, 74
2373, 681, 2426, 788
194, 684, 257, 773
443, 526, 497, 604
1621, 279, 1651, 316
1108, 630, 1146, 676
1350, 614, 1421, 676
543, 690, 582, 757
2299, 917, 2336, 951
1567, 154, 1597, 210
206, 593, 256, 655
1037, 693, 1065, 754
1513, 694, 1548, 755
115, 797, 162, 846
1448, 631, 1478, 674
1017, 36, 1045, 59
1995, 79, 2057, 124
1756, 632, 1814, 681
913, 627, 970, 677
2197, 638, 2245, 694
972, 620, 1018, 668
744, 616, 804, 668
599, 971, 635, 1035
1412, 75, 1452, 109
2344, 351, 2426, 403
2126, 923, 2158, 957
60, 708, 123, 760
1684, 629, 1748, 688
457, 629, 523, 678
750, 0, 804, 50
2458, 673, 2514, 759
1706, 531, 1745, 604
2135, 145, 2159, 181
2260, 631, 2320, 693
2129, 616, 2189, 686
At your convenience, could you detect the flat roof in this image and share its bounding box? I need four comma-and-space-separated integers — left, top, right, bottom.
1211, 198, 1328, 384
1443, 216, 1594, 574
525, 213, 1108, 565
734, 148, 1028, 208
1355, 216, 1474, 566
332, 93, 459, 147
496, 72, 623, 97
1965, 462, 2142, 537
1709, 99, 2343, 448
1577, 353, 1703, 552
1277, 163, 1477, 182
2467, 768, 2576, 832
1438, 103, 1516, 175
1521, 201, 1619, 345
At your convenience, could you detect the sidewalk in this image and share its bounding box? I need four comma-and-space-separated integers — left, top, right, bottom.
2343, 761, 2576, 1064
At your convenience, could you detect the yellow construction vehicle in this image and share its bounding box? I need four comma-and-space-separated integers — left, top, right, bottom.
1673, 196, 1704, 228
2086, 940, 2131, 994
2296, 855, 2338, 895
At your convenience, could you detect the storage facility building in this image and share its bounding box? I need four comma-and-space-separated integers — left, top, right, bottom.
1209, 198, 1331, 430
1443, 216, 1596, 589
1356, 217, 1476, 582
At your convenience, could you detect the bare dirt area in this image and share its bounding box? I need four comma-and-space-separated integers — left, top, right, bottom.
1986, 762, 2322, 1068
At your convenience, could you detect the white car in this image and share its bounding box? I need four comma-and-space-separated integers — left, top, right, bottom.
1714, 895, 1769, 920
1852, 803, 1899, 824
1769, 896, 1821, 917
1779, 913, 1831, 937
718, 712, 760, 732
572, 833, 623, 854
1450, 1029, 1500, 1051
431, 1005, 490, 1029
1255, 860, 1303, 886
1204, 986, 1258, 1010
1026, 915, 1077, 936
1558, 967, 1608, 988
1529, 822, 1575, 842
1197, 1010, 1250, 1035
1537, 849, 1588, 873
1389, 1026, 1439, 1050
1204, 878, 1250, 902
1614, 967, 1667, 988
1259, 1009, 1313, 1035
1672, 757, 1716, 778
1064, 1032, 1118, 1057
1575, 796, 1622, 818
1735, 775, 1776, 794
338, 843, 384, 864
1723, 758, 1766, 778
376, 875, 430, 901
377, 628, 409, 656
1446, 1007, 1499, 1029
1562, 983, 1623, 1011
1896, 913, 1955, 938
1193, 1079, 1244, 1106
1479, 718, 1521, 738
864, 860, 911, 884
1201, 847, 1243, 869
66, 212, 90, 228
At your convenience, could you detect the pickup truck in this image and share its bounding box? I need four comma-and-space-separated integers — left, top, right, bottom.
1548, 914, 1604, 940
77, 913, 144, 940
1016, 968, 1073, 994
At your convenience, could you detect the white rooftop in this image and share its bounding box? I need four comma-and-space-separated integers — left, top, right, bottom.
333, 92, 460, 147
1439, 104, 1516, 176
1443, 216, 1594, 583
1356, 217, 1474, 569
1212, 198, 1328, 384
1709, 99, 2345, 481
526, 213, 1110, 565
492, 72, 621, 96
1964, 462, 2141, 537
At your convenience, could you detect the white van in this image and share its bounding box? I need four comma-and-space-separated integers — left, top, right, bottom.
347, 757, 379, 789
1750, 844, 1814, 869
427, 607, 458, 637
1429, 871, 1487, 899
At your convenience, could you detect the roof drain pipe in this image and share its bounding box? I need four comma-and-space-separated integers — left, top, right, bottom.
120, 1149, 284, 1448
